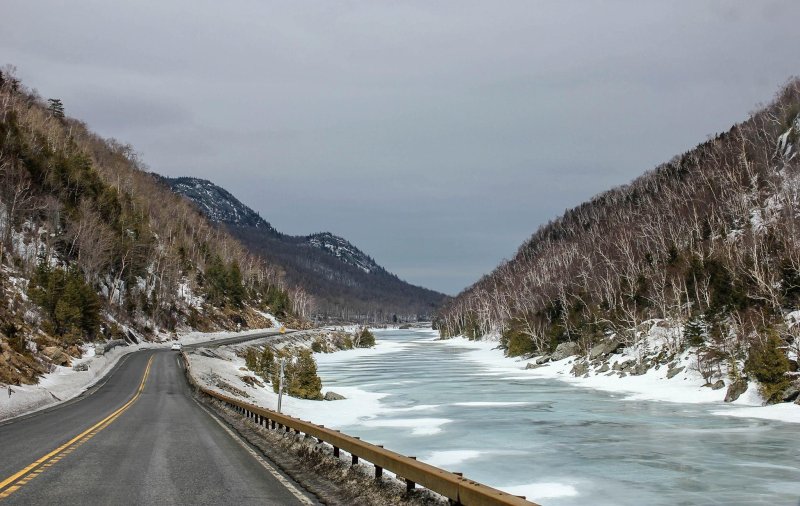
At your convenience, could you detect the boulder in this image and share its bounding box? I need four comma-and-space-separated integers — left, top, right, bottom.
597, 363, 610, 373
42, 346, 71, 367
630, 363, 648, 376
782, 384, 800, 403
535, 355, 551, 365
666, 366, 684, 379
72, 363, 89, 372
589, 340, 623, 360
240, 375, 264, 388
571, 361, 589, 377
711, 380, 725, 390
525, 362, 547, 370
724, 379, 749, 403
550, 342, 580, 361
324, 391, 346, 401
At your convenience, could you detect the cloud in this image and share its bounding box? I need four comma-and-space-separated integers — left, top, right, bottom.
2, 0, 799, 294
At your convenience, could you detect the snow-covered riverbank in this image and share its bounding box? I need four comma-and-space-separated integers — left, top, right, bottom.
444, 335, 800, 424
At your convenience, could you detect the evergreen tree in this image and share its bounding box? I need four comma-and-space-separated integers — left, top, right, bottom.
289, 349, 322, 400
745, 332, 791, 404
47, 98, 64, 119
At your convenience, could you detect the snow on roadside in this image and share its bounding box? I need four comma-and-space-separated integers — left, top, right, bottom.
0, 343, 140, 421
0, 327, 278, 422
443, 336, 800, 424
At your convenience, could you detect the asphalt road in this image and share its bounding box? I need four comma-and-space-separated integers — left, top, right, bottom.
0, 344, 316, 505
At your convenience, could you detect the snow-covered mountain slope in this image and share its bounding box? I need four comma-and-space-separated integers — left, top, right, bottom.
154, 176, 277, 232
157, 175, 447, 319
306, 232, 380, 274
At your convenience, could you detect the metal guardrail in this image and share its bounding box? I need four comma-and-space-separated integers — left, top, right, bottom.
181, 351, 538, 506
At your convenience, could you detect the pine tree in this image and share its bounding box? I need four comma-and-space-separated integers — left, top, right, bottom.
290, 349, 322, 400
47, 98, 64, 119
745, 332, 791, 404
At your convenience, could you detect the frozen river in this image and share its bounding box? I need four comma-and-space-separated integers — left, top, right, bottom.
314, 329, 800, 505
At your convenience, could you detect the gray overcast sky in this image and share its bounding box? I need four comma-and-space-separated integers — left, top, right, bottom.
2, 1, 798, 295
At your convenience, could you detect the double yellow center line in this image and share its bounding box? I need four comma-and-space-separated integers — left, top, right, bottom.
0, 355, 155, 500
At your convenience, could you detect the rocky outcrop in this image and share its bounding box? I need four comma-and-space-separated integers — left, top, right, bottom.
551, 342, 580, 361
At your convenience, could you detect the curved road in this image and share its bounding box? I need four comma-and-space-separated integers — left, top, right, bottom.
0, 344, 316, 505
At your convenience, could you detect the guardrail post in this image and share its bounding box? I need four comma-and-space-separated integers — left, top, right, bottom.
406, 479, 415, 492
333, 446, 339, 458
351, 454, 358, 466
375, 465, 382, 479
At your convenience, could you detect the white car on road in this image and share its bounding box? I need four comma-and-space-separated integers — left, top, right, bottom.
170, 342, 182, 351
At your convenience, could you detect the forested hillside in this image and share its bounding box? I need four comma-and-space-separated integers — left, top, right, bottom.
158, 176, 448, 321
0, 69, 298, 385
438, 79, 800, 403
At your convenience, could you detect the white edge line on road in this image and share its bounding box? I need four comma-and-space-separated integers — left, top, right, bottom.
193, 399, 315, 505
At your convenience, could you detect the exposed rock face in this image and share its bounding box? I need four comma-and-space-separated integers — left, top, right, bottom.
551, 342, 580, 361
324, 391, 346, 401
724, 379, 749, 402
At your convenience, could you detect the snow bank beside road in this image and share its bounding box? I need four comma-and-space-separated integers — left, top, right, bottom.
0, 343, 138, 421
0, 326, 278, 422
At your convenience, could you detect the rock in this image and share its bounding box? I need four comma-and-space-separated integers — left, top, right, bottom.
666, 366, 685, 379
102, 339, 127, 354
620, 360, 636, 372
324, 391, 346, 401
42, 346, 71, 367
597, 363, 610, 373
618, 372, 627, 378
589, 339, 622, 360
571, 361, 589, 377
612, 361, 622, 371
240, 375, 264, 388
711, 380, 725, 390
782, 385, 800, 402
535, 355, 551, 365
630, 363, 648, 376
72, 363, 89, 372
525, 363, 547, 370
724, 379, 749, 403
551, 342, 580, 361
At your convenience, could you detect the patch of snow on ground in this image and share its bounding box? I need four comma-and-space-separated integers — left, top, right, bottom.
188, 347, 388, 428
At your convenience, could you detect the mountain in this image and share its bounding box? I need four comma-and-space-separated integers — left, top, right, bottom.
0, 70, 297, 385
156, 176, 448, 321
438, 79, 800, 405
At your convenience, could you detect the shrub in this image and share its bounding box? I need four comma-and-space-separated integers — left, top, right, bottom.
354, 327, 375, 348
745, 332, 791, 404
